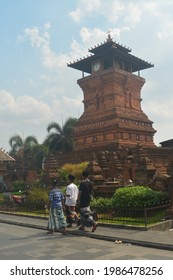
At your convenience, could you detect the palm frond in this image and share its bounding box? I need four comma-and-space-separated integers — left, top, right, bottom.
47, 122, 62, 133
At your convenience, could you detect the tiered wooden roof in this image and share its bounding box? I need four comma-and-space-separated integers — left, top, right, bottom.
67, 35, 154, 74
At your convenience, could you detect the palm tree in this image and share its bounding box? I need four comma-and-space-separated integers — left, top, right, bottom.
9, 134, 48, 172
9, 135, 39, 167
32, 144, 48, 169
44, 117, 78, 153
9, 135, 38, 155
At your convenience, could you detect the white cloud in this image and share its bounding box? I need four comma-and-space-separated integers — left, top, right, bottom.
80, 27, 106, 45
0, 87, 82, 149
62, 95, 82, 107
124, 3, 141, 26
145, 99, 173, 119
60, 95, 83, 121
106, 1, 124, 23
69, 0, 101, 22
68, 0, 131, 24
19, 24, 124, 71
19, 23, 70, 69
69, 0, 173, 37
21, 27, 47, 48
0, 90, 52, 124
142, 96, 173, 145
69, 7, 83, 23
157, 20, 173, 41
0, 90, 15, 110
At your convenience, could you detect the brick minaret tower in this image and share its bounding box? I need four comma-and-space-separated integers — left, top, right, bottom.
68, 35, 156, 151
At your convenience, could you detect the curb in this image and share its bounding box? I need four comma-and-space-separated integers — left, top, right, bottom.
1, 218, 173, 252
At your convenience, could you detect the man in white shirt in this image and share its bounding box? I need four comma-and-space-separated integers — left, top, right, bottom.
65, 174, 79, 227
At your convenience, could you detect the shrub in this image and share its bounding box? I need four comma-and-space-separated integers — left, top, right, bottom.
58, 161, 88, 185
112, 186, 168, 208
12, 180, 26, 192
25, 187, 49, 209
91, 197, 113, 209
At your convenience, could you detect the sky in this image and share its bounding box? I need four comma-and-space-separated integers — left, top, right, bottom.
1, 0, 173, 152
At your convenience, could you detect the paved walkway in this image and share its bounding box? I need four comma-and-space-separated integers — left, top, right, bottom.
0, 213, 173, 251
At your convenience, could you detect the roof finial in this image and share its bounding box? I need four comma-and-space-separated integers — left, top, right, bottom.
107, 30, 112, 41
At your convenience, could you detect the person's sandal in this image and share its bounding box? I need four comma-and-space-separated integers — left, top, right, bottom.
77, 220, 81, 226
47, 230, 54, 234
62, 229, 68, 235
67, 224, 72, 228
79, 226, 85, 231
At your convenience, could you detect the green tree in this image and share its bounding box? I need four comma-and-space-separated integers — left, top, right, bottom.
9, 135, 38, 155
44, 117, 78, 153
9, 134, 40, 168
32, 144, 48, 169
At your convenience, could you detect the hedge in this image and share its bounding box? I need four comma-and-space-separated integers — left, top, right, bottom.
111, 186, 168, 208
